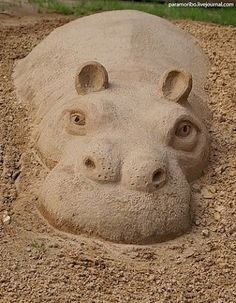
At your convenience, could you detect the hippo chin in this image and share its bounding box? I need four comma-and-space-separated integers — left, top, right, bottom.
13, 10, 210, 244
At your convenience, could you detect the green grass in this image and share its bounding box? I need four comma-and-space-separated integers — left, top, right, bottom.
31, 240, 46, 252
30, 0, 235, 26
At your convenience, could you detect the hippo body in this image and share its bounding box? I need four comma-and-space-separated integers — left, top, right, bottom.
13, 10, 210, 244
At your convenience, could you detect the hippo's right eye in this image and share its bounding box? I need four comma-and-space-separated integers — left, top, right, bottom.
64, 111, 86, 136
70, 113, 86, 126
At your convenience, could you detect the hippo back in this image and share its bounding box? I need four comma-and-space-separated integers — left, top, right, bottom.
13, 10, 209, 119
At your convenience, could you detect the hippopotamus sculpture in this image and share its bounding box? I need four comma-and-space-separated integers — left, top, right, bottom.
13, 10, 210, 244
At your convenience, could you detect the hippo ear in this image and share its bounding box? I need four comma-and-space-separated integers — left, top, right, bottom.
158, 69, 192, 103
75, 61, 109, 95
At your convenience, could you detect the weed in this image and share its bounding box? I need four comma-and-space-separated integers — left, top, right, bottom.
31, 240, 46, 252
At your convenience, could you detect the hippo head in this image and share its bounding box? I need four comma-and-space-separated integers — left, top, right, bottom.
35, 61, 209, 244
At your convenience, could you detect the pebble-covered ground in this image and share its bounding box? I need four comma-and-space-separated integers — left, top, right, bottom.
0, 12, 235, 303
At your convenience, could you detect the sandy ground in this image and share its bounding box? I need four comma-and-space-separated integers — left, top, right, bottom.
0, 10, 235, 303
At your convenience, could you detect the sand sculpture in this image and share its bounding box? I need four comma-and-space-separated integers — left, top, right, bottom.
13, 10, 210, 244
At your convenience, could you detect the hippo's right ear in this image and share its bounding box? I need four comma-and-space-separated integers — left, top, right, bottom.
158, 69, 192, 104
75, 61, 109, 95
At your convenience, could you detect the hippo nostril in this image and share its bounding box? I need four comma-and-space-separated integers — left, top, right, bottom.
152, 168, 166, 187
84, 157, 96, 169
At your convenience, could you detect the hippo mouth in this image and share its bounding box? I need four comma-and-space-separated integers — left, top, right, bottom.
38, 165, 191, 244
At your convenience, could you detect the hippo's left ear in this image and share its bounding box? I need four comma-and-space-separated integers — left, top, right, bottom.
75, 61, 109, 95
158, 69, 192, 104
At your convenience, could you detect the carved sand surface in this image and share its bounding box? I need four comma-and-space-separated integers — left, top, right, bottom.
13, 10, 211, 244
1, 11, 235, 303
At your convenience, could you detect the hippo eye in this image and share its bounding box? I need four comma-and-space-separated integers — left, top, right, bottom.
70, 113, 85, 126
65, 111, 86, 136
176, 122, 192, 137
172, 120, 198, 152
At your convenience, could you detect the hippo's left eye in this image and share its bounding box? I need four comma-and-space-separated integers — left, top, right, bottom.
175, 121, 192, 137
172, 120, 198, 152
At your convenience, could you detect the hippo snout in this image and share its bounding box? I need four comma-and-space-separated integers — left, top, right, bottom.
80, 142, 168, 193
79, 139, 121, 183
122, 152, 167, 192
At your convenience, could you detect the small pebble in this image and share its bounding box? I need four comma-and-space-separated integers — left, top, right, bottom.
2, 211, 11, 225
201, 188, 214, 199
202, 229, 210, 237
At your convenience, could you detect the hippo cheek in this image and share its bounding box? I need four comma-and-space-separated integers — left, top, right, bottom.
38, 164, 191, 244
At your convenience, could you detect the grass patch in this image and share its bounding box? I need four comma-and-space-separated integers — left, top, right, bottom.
31, 240, 46, 252
30, 0, 235, 26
